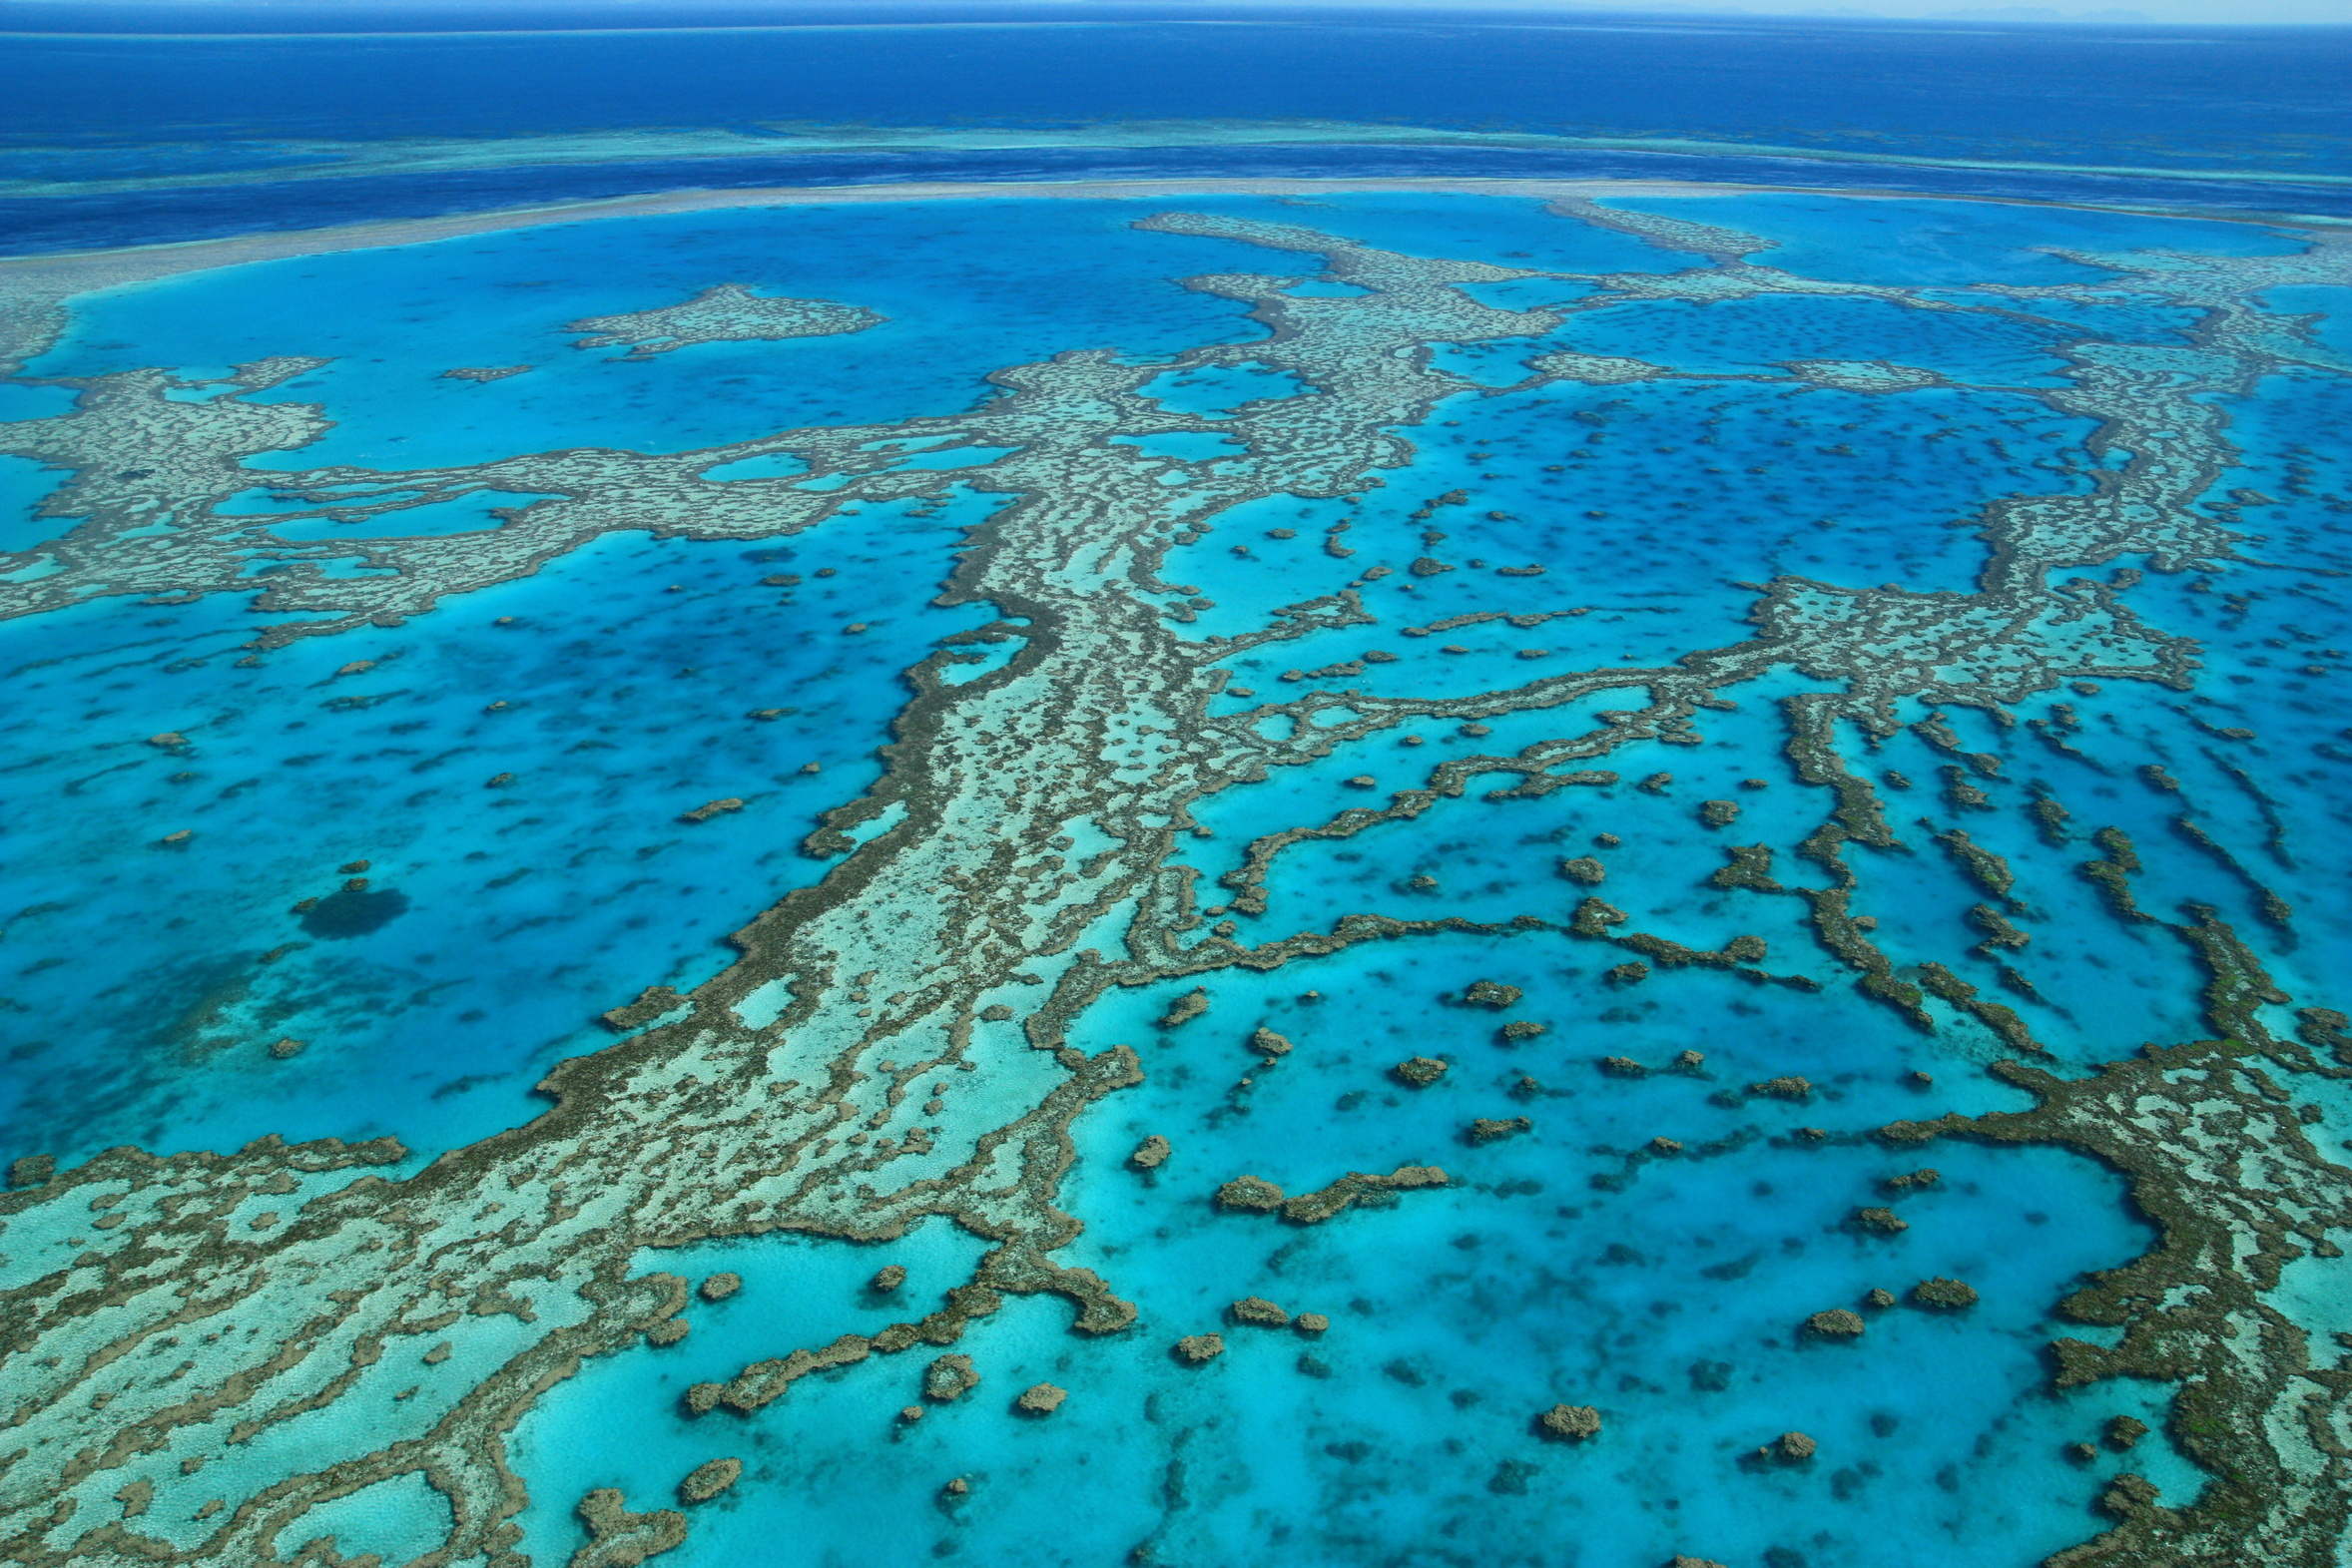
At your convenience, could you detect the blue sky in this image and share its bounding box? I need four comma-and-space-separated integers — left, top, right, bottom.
1415, 0, 2352, 25
5, 0, 2348, 25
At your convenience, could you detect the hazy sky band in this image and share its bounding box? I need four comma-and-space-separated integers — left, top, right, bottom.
3, 0, 2350, 29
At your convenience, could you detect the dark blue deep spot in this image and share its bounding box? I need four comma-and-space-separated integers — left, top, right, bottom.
298, 886, 411, 939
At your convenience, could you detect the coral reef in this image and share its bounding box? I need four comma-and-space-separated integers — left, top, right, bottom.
1015, 1382, 1067, 1415
0, 194, 2344, 1568
676, 1458, 743, 1504
570, 1488, 687, 1568
566, 283, 883, 358
1254, 1165, 1453, 1226
1805, 1309, 1867, 1339
1538, 1403, 1603, 1441
922, 1354, 980, 1403
1215, 1175, 1287, 1212
1911, 1278, 1981, 1310
1158, 988, 1212, 1029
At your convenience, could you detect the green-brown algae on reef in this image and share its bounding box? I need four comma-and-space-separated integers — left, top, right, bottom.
0, 200, 2348, 1566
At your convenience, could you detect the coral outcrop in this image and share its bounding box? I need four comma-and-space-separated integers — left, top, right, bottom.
1016, 1382, 1067, 1415
676, 1458, 743, 1505
1538, 1403, 1602, 1441
923, 1354, 979, 1403
1806, 1309, 1866, 1339
1911, 1277, 1980, 1310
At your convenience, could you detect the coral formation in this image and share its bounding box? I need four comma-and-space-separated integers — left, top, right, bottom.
922, 1355, 980, 1403
1911, 1278, 1981, 1310
677, 1458, 743, 1504
1216, 1175, 1287, 1212
1538, 1403, 1603, 1441
1806, 1309, 1867, 1339
566, 283, 884, 358
1015, 1382, 1067, 1415
571, 1488, 687, 1568
1158, 988, 1211, 1029
1268, 1165, 1451, 1226
0, 193, 2344, 1568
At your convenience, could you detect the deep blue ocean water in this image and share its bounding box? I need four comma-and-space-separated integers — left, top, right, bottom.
3, 14, 2350, 1568
2, 8, 2350, 252
6, 7, 2346, 177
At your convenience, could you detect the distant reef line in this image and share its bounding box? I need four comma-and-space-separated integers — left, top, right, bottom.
7, 121, 2348, 202
0, 173, 2334, 375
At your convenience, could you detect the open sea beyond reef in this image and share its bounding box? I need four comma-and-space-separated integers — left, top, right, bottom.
2, 13, 2351, 1568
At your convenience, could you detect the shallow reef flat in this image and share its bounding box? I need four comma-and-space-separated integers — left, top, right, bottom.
0, 183, 2349, 1568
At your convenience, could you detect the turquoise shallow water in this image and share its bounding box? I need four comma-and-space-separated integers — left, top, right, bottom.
0, 503, 1002, 1166
1630, 194, 2309, 287
0, 198, 1290, 1167
2, 187, 2347, 1567
31, 201, 1289, 473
